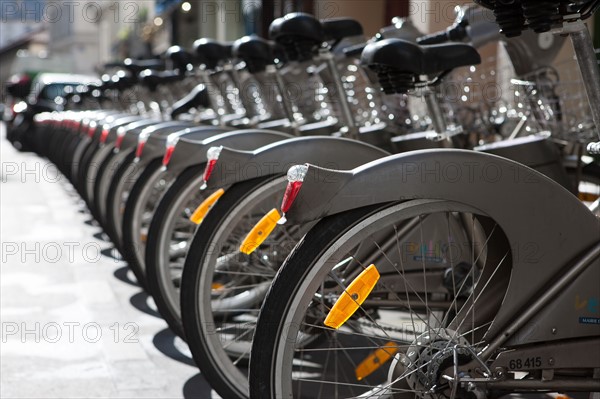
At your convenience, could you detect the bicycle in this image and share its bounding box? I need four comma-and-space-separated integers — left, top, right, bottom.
142, 14, 411, 342
172, 5, 600, 398
247, 2, 600, 397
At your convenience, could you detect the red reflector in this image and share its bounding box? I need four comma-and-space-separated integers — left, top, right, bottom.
281, 181, 302, 213
88, 125, 96, 137
115, 134, 124, 149
203, 159, 218, 183
162, 145, 175, 167
135, 141, 146, 158
100, 128, 110, 143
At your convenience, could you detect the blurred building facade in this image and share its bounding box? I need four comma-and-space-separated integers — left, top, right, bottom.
1, 0, 409, 81
0, 0, 48, 85
1, 0, 596, 86
150, 0, 246, 52
47, 1, 155, 74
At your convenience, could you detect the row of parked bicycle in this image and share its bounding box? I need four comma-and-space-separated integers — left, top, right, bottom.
7, 1, 600, 398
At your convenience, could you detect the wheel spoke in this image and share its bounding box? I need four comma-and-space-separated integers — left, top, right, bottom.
259, 203, 511, 397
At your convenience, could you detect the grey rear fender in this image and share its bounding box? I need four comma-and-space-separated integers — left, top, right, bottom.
167, 129, 292, 172
205, 136, 390, 189
114, 120, 164, 151
284, 149, 600, 340
138, 123, 204, 162
107, 118, 161, 145
134, 120, 196, 157
97, 115, 145, 143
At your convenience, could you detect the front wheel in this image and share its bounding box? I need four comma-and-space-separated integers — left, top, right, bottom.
250, 200, 513, 399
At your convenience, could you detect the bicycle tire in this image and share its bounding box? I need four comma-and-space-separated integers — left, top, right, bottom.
120, 158, 165, 289
91, 148, 118, 225
250, 201, 511, 398
144, 163, 205, 336
180, 175, 292, 399
104, 150, 136, 249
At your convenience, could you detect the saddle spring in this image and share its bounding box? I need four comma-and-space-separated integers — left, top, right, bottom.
277, 37, 318, 62
369, 65, 416, 94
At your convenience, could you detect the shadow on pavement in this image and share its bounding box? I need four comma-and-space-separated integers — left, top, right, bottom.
93, 231, 111, 242
182, 373, 214, 398
113, 265, 140, 287
83, 218, 99, 227
129, 291, 161, 318
100, 246, 123, 261
152, 328, 195, 367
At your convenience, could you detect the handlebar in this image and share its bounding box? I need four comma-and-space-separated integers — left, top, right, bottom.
588, 142, 600, 155
417, 31, 452, 45
417, 22, 468, 45
343, 42, 367, 58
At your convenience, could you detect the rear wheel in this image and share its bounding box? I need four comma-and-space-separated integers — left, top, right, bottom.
104, 150, 136, 249
145, 164, 206, 338
60, 133, 82, 181
181, 175, 313, 399
250, 200, 513, 398
76, 139, 99, 201
91, 148, 118, 226
70, 136, 92, 189
121, 160, 173, 287
83, 145, 113, 217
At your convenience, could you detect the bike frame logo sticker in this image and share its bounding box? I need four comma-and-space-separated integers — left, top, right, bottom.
405, 240, 453, 264
575, 294, 600, 325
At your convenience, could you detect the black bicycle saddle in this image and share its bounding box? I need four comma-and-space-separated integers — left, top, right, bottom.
139, 69, 182, 91
122, 58, 165, 76
232, 35, 275, 73
321, 18, 363, 41
269, 13, 325, 61
269, 12, 324, 44
362, 38, 480, 75
193, 38, 233, 69
112, 71, 137, 91
361, 38, 480, 93
165, 46, 195, 73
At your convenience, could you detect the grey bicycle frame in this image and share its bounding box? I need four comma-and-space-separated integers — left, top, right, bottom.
282, 150, 600, 356
203, 136, 390, 190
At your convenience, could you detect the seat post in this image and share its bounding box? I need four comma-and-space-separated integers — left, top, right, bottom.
561, 20, 600, 152
266, 64, 301, 136
224, 63, 256, 119
424, 88, 447, 135
424, 88, 457, 147
319, 49, 360, 140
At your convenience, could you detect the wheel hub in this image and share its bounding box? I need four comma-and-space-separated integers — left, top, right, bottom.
392, 329, 478, 398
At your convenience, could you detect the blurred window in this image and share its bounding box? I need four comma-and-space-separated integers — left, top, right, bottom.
39, 83, 74, 101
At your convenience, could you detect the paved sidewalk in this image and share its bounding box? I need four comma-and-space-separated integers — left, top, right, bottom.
1, 123, 217, 398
